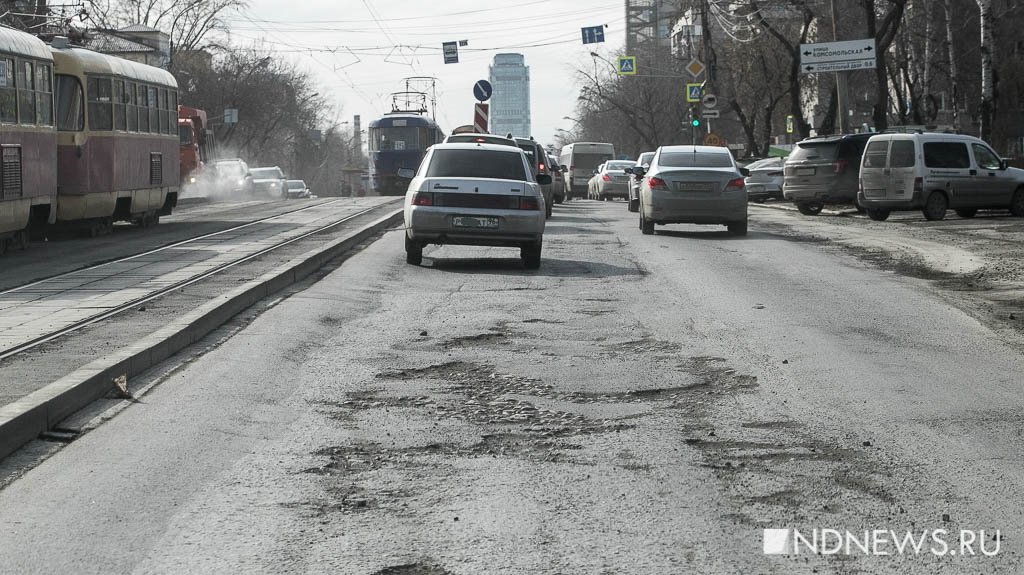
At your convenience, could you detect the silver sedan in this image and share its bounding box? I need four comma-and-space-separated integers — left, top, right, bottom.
587, 160, 636, 201
636, 145, 749, 236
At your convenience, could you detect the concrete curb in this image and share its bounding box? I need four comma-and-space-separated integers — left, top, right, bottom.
0, 207, 403, 460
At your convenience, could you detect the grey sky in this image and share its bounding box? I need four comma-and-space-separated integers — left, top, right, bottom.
223, 0, 627, 148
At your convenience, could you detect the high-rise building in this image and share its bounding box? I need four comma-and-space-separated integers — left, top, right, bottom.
488, 53, 530, 137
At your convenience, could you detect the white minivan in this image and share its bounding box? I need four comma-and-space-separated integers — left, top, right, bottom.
858, 132, 1024, 221
559, 142, 615, 201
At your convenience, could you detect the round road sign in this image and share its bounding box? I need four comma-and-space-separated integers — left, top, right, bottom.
473, 80, 493, 102
702, 94, 718, 109
703, 133, 723, 146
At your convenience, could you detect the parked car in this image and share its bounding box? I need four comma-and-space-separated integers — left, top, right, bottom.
249, 166, 288, 198
783, 133, 872, 214
285, 179, 311, 199
744, 157, 786, 202
628, 151, 655, 212
633, 145, 749, 236
402, 142, 550, 269
549, 157, 566, 204
443, 133, 518, 147
513, 137, 554, 219
588, 160, 635, 201
858, 132, 1024, 221
210, 159, 254, 195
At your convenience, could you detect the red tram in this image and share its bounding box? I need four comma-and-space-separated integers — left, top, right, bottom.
0, 27, 180, 253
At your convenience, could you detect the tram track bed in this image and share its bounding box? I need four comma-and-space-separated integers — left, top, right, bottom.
0, 197, 401, 458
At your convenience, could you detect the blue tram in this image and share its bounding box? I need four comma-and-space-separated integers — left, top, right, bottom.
367, 112, 443, 196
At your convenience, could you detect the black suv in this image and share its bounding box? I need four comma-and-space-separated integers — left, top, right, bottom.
782, 133, 872, 215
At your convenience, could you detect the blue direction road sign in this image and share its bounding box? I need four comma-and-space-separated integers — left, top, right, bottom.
581, 25, 605, 44
617, 56, 637, 76
473, 80, 493, 102
442, 41, 458, 64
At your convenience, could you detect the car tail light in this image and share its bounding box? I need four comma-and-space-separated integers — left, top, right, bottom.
647, 176, 669, 191
518, 196, 541, 210
725, 178, 745, 192
602, 174, 611, 182
913, 177, 923, 192
412, 192, 433, 206
539, 163, 546, 171
833, 159, 849, 174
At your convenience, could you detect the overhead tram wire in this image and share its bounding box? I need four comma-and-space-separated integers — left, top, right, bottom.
225, 0, 555, 26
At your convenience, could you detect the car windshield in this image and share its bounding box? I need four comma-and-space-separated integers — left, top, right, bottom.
425, 149, 528, 180
658, 151, 734, 168
605, 161, 635, 171
790, 142, 839, 162
637, 153, 654, 165
250, 168, 281, 179
214, 162, 244, 176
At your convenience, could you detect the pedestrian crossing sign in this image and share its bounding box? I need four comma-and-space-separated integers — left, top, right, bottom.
617, 56, 637, 76
686, 83, 702, 103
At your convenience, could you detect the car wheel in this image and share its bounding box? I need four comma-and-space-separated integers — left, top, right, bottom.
727, 221, 748, 236
405, 235, 423, 266
1010, 188, 1024, 217
866, 208, 890, 221
640, 209, 654, 235
955, 208, 978, 219
628, 198, 639, 212
796, 202, 823, 216
922, 191, 948, 221
521, 241, 542, 270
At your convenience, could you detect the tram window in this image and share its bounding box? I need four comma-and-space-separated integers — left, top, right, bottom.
87, 76, 113, 131
137, 84, 149, 132
0, 58, 15, 123
167, 90, 177, 136
35, 63, 52, 126
55, 74, 83, 131
125, 82, 137, 131
157, 88, 166, 133
17, 61, 35, 125
111, 80, 125, 130
148, 86, 158, 133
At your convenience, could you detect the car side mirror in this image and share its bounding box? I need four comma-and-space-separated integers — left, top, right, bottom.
624, 167, 633, 174
740, 167, 750, 177
632, 166, 646, 177
397, 168, 416, 179
537, 174, 552, 186
1000, 159, 1009, 170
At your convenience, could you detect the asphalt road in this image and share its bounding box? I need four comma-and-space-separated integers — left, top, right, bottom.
1, 201, 1022, 574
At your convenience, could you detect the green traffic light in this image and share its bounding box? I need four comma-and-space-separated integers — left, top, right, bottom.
691, 119, 700, 127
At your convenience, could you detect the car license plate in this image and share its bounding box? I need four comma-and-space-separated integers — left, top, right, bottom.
676, 182, 715, 192
452, 216, 499, 229
747, 185, 764, 193
796, 167, 815, 176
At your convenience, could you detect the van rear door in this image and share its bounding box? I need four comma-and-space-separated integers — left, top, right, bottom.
887, 138, 918, 200
860, 138, 890, 200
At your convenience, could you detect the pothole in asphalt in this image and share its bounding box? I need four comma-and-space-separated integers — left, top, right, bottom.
371, 564, 453, 575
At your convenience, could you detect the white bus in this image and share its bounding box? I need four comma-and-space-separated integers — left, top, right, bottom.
559, 142, 615, 200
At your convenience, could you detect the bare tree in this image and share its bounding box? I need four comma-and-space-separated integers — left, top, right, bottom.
749, 0, 817, 139
85, 0, 246, 58
976, 0, 994, 141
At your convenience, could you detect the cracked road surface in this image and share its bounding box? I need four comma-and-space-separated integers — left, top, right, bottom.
1, 201, 1022, 573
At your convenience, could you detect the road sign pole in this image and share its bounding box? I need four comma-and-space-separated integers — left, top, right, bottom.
830, 0, 847, 133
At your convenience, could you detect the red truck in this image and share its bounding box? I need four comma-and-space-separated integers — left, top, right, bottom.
178, 106, 216, 185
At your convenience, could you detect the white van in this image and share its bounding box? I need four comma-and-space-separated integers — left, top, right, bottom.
858, 132, 1024, 221
560, 142, 615, 200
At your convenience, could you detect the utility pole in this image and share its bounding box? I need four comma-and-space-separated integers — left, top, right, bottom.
831, 0, 848, 133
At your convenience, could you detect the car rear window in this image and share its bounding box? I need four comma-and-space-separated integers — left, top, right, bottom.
890, 140, 916, 168
425, 149, 528, 180
923, 142, 970, 169
658, 151, 734, 168
863, 141, 888, 168
573, 153, 613, 171
790, 142, 838, 162
605, 161, 635, 170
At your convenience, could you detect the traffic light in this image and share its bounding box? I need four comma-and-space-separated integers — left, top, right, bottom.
689, 106, 700, 128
